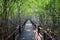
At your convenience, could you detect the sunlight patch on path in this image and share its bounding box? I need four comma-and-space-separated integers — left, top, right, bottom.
26, 24, 32, 25
26, 29, 31, 32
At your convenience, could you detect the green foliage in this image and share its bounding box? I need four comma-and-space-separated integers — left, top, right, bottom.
0, 0, 3, 18
0, 0, 60, 38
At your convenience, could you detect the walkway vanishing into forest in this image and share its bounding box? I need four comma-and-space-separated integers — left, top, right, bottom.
2, 19, 55, 40
16, 20, 41, 40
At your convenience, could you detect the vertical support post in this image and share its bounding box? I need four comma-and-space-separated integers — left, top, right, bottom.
13, 33, 15, 40
19, 26, 21, 34
44, 33, 46, 40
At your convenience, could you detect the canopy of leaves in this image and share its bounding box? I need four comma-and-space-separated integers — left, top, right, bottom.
0, 0, 60, 36
20, 0, 50, 17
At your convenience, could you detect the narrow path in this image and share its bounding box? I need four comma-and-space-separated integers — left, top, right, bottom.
16, 20, 36, 40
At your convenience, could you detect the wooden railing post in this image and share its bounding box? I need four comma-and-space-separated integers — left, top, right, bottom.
43, 33, 47, 40
19, 26, 21, 34
13, 33, 15, 40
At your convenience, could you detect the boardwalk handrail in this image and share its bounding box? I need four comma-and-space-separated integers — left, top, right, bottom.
30, 20, 36, 26
5, 26, 19, 40
30, 20, 55, 40
38, 27, 55, 40
0, 20, 20, 40
22, 19, 28, 26
5, 19, 28, 40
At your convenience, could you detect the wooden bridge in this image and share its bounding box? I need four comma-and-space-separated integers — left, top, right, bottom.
0, 0, 59, 40
0, 19, 55, 40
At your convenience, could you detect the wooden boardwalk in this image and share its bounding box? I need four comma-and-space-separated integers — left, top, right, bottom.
16, 20, 41, 40
16, 20, 36, 40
